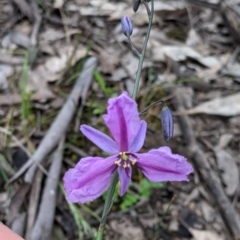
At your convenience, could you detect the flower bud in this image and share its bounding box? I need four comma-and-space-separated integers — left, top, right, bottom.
161, 105, 174, 141
133, 0, 140, 12
121, 16, 133, 37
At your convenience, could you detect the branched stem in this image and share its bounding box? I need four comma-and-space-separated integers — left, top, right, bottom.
127, 35, 141, 58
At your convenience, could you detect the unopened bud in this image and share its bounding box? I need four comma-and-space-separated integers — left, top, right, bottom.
133, 0, 140, 12
161, 105, 174, 141
121, 16, 133, 37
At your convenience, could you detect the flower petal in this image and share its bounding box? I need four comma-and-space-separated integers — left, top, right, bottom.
129, 120, 147, 152
80, 125, 118, 154
135, 146, 193, 182
103, 92, 142, 151
118, 167, 132, 196
63, 155, 117, 203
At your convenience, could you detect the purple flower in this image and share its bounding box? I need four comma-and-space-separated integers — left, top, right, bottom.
63, 92, 193, 203
121, 16, 133, 37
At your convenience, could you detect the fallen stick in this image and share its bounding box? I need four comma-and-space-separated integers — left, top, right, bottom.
25, 169, 43, 239
11, 212, 26, 237
7, 57, 97, 184
27, 138, 64, 240
173, 87, 240, 239
7, 183, 30, 225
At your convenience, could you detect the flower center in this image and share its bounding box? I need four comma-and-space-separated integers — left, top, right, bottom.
115, 152, 137, 169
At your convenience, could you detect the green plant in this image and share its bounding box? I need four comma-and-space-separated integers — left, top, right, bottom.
93, 69, 112, 97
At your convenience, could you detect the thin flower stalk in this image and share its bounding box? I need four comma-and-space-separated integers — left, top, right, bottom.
132, 0, 154, 99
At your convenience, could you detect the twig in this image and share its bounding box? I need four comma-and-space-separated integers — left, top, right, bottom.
25, 169, 43, 239
173, 87, 240, 239
0, 127, 31, 157
28, 138, 65, 240
67, 143, 88, 157
7, 57, 97, 185
29, 0, 42, 65
7, 183, 30, 225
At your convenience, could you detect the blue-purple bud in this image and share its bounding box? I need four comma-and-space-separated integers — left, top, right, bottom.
161, 105, 174, 141
133, 0, 140, 12
121, 16, 133, 37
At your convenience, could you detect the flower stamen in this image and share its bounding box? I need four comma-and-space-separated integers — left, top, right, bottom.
115, 152, 138, 168
115, 159, 121, 166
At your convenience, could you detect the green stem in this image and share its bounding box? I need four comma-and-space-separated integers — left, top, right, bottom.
96, 2, 155, 239
127, 35, 141, 58
96, 172, 118, 240
141, 0, 151, 16
132, 0, 154, 100
139, 99, 165, 115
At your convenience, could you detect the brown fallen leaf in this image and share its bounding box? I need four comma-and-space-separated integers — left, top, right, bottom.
200, 201, 216, 223
98, 46, 120, 74
112, 52, 150, 82
222, 63, 240, 78
43, 46, 87, 82
53, 0, 64, 8
153, 45, 220, 68
189, 228, 224, 240
214, 147, 239, 196
110, 219, 144, 240
182, 92, 240, 116
221, 1, 240, 43
0, 94, 21, 105
28, 70, 55, 102
79, 0, 186, 26
186, 29, 202, 47
0, 64, 13, 91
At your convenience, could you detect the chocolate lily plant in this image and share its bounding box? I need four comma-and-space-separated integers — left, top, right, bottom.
63, 1, 193, 239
